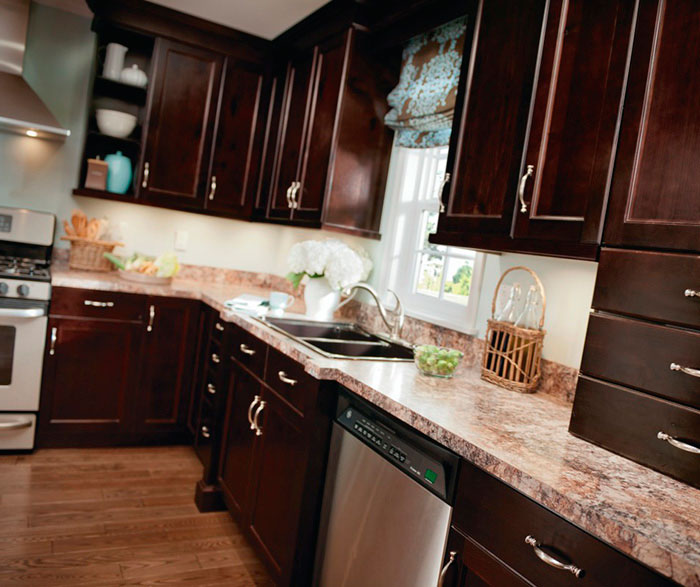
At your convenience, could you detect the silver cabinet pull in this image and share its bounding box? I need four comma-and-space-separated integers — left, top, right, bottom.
518, 165, 535, 213
200, 425, 211, 439
239, 343, 256, 356
207, 383, 216, 395
49, 326, 57, 356
84, 300, 114, 308
657, 431, 700, 454
247, 395, 261, 430
278, 370, 297, 386
670, 362, 700, 378
146, 304, 155, 332
208, 175, 217, 200
685, 289, 698, 298
215, 322, 224, 332
290, 181, 301, 209
438, 172, 451, 214
525, 535, 583, 578
253, 400, 266, 436
437, 550, 457, 587
0, 419, 32, 431
285, 183, 294, 208
211, 353, 220, 364
142, 161, 150, 188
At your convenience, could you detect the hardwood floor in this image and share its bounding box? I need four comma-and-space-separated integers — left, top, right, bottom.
0, 445, 274, 586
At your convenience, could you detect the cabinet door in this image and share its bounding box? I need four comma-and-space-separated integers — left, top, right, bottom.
218, 363, 261, 518
292, 32, 349, 224
266, 49, 317, 221
246, 387, 308, 582
440, 528, 533, 586
140, 39, 223, 209
38, 317, 142, 447
511, 0, 634, 253
604, 0, 700, 252
136, 297, 198, 442
205, 58, 269, 218
438, 0, 547, 236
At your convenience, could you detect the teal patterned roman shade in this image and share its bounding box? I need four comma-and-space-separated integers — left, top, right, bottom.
385, 17, 467, 148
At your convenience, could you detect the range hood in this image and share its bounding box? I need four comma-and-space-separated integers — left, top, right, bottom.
0, 0, 70, 139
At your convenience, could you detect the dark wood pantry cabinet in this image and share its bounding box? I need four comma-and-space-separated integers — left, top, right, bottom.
38, 287, 199, 447
432, 0, 636, 259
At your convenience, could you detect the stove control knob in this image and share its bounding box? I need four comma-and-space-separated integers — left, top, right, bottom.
16, 284, 29, 297
0, 283, 7, 295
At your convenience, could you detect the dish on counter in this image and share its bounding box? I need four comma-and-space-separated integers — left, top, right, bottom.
414, 345, 464, 378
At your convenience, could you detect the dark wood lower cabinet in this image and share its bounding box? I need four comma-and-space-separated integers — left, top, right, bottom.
39, 288, 200, 447
38, 316, 142, 447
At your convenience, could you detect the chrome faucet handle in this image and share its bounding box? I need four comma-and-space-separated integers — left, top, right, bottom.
385, 288, 405, 338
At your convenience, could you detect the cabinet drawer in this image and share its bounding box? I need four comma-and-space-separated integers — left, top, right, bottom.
570, 376, 700, 488
51, 287, 145, 322
453, 460, 674, 586
265, 347, 318, 416
594, 249, 700, 329
582, 313, 700, 408
229, 324, 267, 377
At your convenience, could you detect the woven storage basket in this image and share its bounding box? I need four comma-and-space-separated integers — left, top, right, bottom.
481, 266, 546, 393
61, 237, 121, 272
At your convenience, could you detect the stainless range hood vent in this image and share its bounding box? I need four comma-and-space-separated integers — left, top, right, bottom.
0, 0, 70, 139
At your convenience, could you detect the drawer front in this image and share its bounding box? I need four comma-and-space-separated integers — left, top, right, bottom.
453, 460, 674, 587
594, 249, 700, 329
570, 376, 700, 488
265, 347, 318, 416
0, 413, 36, 450
51, 286, 145, 322
582, 313, 700, 408
229, 324, 267, 377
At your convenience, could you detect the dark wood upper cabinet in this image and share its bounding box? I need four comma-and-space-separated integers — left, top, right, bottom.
511, 0, 634, 250
204, 58, 271, 218
262, 27, 397, 235
266, 48, 319, 223
604, 0, 700, 253
139, 39, 224, 209
433, 0, 636, 260
436, 0, 548, 237
135, 296, 199, 442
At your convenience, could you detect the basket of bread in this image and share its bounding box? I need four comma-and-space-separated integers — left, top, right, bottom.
61, 210, 123, 272
104, 251, 180, 285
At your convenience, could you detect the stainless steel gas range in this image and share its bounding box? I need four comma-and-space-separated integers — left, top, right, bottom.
0, 206, 55, 450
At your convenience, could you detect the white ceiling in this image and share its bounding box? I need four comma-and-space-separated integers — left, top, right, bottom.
33, 0, 330, 39
148, 0, 329, 39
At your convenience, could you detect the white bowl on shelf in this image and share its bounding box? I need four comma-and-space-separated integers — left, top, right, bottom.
96, 109, 137, 138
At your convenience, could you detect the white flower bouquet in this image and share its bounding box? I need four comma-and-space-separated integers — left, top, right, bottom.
286, 239, 373, 290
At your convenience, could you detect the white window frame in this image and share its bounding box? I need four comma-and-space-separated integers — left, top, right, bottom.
379, 144, 485, 335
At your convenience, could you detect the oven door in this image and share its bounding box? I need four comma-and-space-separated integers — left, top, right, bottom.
0, 301, 48, 411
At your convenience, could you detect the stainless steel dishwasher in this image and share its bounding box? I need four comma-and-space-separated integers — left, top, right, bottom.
313, 392, 460, 587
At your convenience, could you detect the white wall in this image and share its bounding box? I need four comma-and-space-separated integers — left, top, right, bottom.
2, 4, 596, 370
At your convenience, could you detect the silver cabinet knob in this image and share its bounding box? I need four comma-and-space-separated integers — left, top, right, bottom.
278, 371, 297, 386
142, 161, 150, 188
437, 173, 451, 214
518, 165, 535, 213
670, 362, 700, 378
247, 395, 261, 430
239, 343, 256, 356
200, 426, 211, 439
525, 535, 583, 578
211, 353, 220, 364
437, 550, 457, 587
657, 431, 700, 454
253, 400, 266, 436
215, 322, 224, 332
207, 383, 216, 395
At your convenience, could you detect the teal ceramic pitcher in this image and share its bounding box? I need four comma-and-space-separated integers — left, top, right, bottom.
105, 151, 132, 194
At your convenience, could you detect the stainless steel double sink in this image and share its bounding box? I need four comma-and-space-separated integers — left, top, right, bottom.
258, 316, 414, 361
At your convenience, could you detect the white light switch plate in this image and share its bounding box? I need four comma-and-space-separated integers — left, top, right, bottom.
174, 230, 189, 251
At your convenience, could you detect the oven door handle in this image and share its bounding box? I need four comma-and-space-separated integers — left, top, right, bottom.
0, 307, 46, 318
0, 418, 33, 431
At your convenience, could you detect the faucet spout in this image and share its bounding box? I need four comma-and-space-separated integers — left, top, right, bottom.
341, 282, 405, 340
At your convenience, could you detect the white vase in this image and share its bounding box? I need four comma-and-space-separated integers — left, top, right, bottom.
103, 43, 128, 81
304, 277, 340, 321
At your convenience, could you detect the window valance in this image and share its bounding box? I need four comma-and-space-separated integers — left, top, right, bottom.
384, 17, 467, 148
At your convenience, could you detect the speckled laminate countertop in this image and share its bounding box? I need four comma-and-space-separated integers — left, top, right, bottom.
52, 267, 700, 585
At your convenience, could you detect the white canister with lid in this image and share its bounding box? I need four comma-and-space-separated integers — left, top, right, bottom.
103, 43, 128, 80
120, 64, 148, 88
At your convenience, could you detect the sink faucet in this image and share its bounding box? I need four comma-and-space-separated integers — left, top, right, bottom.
341, 283, 405, 340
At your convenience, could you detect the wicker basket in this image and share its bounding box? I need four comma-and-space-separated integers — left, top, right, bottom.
481, 266, 546, 393
61, 237, 122, 272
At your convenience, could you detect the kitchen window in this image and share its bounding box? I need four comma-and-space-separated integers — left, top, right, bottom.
380, 145, 484, 333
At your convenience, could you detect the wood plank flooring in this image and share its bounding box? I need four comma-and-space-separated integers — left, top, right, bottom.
0, 445, 274, 586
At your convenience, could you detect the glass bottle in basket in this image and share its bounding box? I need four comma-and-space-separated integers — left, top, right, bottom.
488, 283, 521, 375
515, 285, 540, 330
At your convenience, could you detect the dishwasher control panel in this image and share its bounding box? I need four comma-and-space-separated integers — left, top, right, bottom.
338, 407, 448, 499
